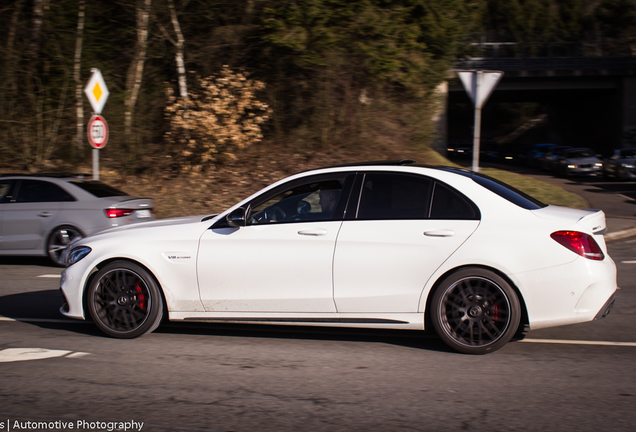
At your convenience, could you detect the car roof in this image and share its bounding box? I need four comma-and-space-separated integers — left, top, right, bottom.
0, 173, 93, 180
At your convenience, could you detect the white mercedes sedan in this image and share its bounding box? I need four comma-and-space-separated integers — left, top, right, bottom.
59, 161, 617, 354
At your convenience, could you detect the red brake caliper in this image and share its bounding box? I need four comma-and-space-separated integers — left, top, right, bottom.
136, 285, 146, 310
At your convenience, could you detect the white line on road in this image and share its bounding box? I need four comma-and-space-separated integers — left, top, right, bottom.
519, 338, 636, 347
37, 274, 61, 278
621, 260, 636, 264
0, 348, 89, 363
0, 316, 85, 324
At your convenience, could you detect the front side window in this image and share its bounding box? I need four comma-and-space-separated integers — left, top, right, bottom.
15, 180, 75, 203
0, 180, 15, 203
248, 176, 346, 225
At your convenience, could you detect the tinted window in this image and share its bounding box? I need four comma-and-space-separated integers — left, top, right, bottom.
249, 176, 346, 224
70, 180, 128, 198
0, 180, 15, 203
357, 173, 433, 220
430, 182, 479, 220
472, 173, 546, 210
16, 180, 75, 203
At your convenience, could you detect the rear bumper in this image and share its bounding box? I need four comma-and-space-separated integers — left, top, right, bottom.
594, 292, 616, 320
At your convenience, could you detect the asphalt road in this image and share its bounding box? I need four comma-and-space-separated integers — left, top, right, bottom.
1, 235, 635, 432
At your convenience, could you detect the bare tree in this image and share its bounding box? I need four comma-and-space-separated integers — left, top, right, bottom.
125, 0, 152, 146
73, 0, 86, 157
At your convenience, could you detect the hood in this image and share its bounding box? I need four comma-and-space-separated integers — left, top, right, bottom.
531, 206, 606, 235
564, 156, 602, 164
92, 214, 210, 237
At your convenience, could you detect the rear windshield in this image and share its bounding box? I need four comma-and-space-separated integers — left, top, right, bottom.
70, 180, 129, 198
471, 173, 547, 210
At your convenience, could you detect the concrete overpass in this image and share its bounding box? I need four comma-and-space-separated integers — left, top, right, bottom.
446, 41, 636, 154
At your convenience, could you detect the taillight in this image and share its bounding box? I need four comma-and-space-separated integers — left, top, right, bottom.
550, 231, 605, 261
105, 209, 134, 218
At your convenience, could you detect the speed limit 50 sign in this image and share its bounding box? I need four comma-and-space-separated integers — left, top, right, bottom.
87, 115, 109, 149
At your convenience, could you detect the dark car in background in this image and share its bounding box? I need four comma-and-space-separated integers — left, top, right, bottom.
555, 148, 603, 177
602, 148, 636, 180
540, 146, 571, 171
0, 174, 154, 265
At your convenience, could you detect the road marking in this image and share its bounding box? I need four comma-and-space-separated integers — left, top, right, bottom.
0, 316, 85, 324
621, 260, 636, 264
519, 338, 636, 347
0, 348, 89, 363
37, 274, 61, 278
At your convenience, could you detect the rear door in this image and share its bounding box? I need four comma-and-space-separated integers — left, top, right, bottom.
0, 180, 73, 251
333, 172, 481, 313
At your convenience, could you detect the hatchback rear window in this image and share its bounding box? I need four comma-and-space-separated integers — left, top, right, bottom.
70, 180, 128, 198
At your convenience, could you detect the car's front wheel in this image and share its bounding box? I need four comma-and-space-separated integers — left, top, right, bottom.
47, 225, 83, 266
431, 268, 521, 355
87, 261, 164, 338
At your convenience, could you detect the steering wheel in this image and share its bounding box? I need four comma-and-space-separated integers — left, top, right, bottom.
251, 206, 286, 223
268, 206, 286, 222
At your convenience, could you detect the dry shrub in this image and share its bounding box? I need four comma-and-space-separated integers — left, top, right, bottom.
164, 65, 271, 171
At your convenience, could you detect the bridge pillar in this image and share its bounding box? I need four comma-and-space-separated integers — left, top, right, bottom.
622, 77, 636, 148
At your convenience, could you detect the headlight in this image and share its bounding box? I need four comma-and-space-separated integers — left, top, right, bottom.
621, 163, 634, 169
595, 163, 603, 167
67, 246, 92, 266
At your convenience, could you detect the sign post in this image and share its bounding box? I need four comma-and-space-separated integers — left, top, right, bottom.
457, 70, 503, 172
84, 68, 110, 180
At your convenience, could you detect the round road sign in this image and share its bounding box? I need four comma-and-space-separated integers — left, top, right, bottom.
87, 115, 109, 149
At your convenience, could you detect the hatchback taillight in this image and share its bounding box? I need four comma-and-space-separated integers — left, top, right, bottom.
105, 209, 134, 218
550, 231, 605, 261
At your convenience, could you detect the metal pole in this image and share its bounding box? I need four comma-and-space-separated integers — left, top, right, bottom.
472, 71, 482, 173
93, 148, 99, 180
472, 106, 481, 173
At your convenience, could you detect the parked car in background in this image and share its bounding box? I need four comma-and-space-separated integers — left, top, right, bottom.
555, 148, 603, 177
0, 174, 154, 265
540, 146, 571, 171
60, 161, 616, 355
602, 148, 636, 180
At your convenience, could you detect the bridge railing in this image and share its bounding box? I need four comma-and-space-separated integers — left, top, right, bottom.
457, 40, 636, 72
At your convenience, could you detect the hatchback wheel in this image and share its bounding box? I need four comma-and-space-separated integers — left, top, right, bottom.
47, 226, 83, 266
431, 268, 520, 354
87, 261, 164, 338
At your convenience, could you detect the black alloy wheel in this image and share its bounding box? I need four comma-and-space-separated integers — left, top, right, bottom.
431, 268, 521, 355
87, 261, 164, 338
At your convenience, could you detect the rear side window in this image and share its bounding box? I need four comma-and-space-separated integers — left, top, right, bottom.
430, 182, 479, 220
70, 180, 128, 198
357, 173, 433, 220
16, 180, 75, 203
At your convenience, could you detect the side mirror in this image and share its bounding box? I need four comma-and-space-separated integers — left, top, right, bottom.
226, 207, 247, 227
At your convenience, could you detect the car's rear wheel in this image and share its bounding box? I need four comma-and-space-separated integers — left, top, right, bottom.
431, 268, 520, 355
87, 261, 163, 338
47, 225, 83, 266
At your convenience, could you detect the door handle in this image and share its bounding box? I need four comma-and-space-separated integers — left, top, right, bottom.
424, 229, 455, 237
38, 212, 52, 217
298, 229, 327, 237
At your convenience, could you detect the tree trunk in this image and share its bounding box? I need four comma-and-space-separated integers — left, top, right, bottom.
168, 0, 187, 100
125, 0, 152, 146
74, 0, 86, 158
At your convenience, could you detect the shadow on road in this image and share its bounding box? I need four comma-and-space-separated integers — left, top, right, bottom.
0, 289, 455, 353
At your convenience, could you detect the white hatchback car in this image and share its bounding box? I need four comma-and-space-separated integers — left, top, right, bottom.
59, 162, 617, 354
0, 174, 154, 265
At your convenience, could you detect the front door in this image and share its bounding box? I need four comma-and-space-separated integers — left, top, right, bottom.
197, 173, 351, 312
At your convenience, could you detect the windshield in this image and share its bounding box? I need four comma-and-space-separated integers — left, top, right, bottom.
471, 173, 547, 210
566, 149, 594, 158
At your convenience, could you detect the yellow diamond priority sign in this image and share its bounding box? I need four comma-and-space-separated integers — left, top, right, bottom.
84, 68, 109, 114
